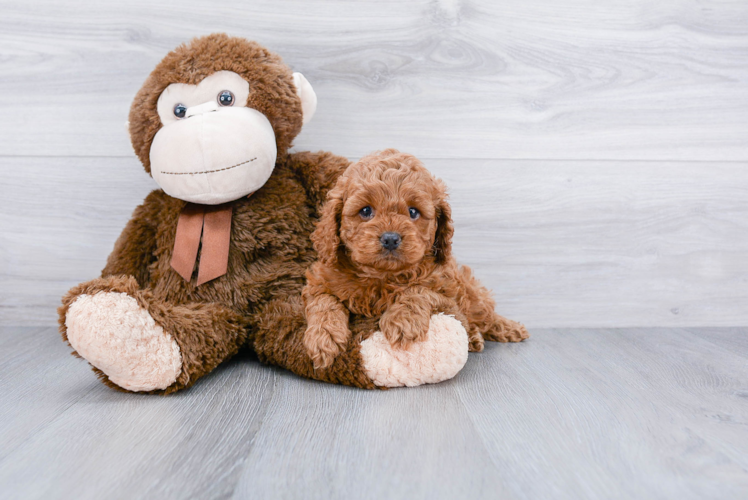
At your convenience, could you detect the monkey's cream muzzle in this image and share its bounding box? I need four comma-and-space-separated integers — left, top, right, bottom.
150, 105, 277, 205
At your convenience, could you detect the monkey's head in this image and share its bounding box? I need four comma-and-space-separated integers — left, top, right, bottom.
128, 34, 317, 205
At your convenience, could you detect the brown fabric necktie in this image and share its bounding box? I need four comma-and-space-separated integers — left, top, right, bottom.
171, 203, 233, 286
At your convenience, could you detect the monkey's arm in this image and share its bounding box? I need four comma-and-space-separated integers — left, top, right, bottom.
100, 190, 162, 287
287, 151, 351, 213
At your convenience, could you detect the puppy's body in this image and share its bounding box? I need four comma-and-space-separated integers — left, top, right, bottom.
303, 150, 528, 370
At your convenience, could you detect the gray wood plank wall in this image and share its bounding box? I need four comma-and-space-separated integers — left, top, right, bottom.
1, 0, 747, 327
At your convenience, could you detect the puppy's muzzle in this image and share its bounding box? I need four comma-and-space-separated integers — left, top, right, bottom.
380, 232, 402, 251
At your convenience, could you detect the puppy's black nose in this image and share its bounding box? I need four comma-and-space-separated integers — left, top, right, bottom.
380, 232, 402, 251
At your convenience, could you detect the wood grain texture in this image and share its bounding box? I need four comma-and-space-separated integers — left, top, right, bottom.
0, 327, 276, 499
454, 328, 748, 499
0, 0, 747, 160
3, 156, 747, 328
0, 327, 746, 499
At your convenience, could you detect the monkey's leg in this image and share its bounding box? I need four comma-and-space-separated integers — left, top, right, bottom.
251, 295, 470, 388
59, 275, 248, 394
250, 295, 375, 388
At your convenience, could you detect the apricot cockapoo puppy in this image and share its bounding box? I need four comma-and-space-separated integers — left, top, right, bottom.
302, 149, 529, 370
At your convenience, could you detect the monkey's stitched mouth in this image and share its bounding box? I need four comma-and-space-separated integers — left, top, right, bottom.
160, 157, 257, 175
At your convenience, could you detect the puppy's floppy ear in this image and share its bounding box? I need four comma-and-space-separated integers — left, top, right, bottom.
433, 182, 454, 264
312, 178, 346, 265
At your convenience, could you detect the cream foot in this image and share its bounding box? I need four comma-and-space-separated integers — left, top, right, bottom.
65, 292, 182, 392
359, 313, 469, 388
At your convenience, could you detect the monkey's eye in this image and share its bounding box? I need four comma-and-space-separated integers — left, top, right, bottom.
409, 207, 420, 220
359, 206, 374, 219
217, 90, 235, 107
173, 104, 187, 119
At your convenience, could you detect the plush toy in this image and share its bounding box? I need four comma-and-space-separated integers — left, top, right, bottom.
58, 34, 473, 393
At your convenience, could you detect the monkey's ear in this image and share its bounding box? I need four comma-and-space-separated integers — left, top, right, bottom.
292, 73, 317, 125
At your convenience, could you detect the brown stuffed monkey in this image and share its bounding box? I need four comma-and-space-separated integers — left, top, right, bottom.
58, 34, 471, 393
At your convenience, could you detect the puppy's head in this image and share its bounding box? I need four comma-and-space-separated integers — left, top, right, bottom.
312, 149, 453, 273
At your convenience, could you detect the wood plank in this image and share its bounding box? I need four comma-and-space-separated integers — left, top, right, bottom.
0, 0, 747, 160
233, 378, 509, 499
0, 156, 157, 326
3, 156, 747, 328
684, 326, 748, 357
0, 329, 276, 499
454, 327, 748, 499
1, 327, 746, 499
428, 159, 748, 328
0, 327, 100, 463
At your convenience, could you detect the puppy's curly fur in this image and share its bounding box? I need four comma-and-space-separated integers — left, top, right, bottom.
302, 149, 529, 370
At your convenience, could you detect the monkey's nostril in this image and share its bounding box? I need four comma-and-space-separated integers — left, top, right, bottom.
380, 232, 401, 251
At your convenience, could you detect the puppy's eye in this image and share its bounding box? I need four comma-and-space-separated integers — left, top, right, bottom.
173, 104, 187, 118
217, 90, 234, 106
409, 207, 420, 220
359, 206, 374, 219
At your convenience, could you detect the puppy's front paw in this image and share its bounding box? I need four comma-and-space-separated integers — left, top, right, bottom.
304, 321, 351, 370
379, 304, 431, 349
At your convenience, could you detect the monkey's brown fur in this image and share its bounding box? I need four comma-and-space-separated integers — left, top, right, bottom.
303, 150, 529, 370
59, 34, 381, 392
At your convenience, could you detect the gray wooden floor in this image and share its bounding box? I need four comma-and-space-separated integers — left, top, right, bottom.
1, 326, 746, 499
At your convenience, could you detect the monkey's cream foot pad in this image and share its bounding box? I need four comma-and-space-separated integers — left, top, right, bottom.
360, 313, 469, 387
65, 292, 182, 392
